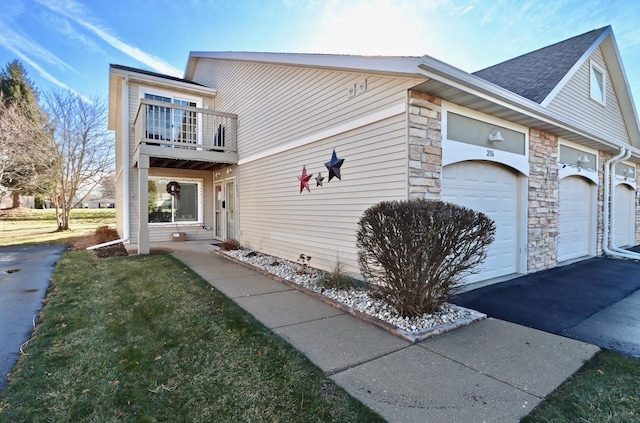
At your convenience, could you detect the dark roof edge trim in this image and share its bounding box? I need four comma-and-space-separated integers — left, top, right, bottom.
110, 64, 217, 95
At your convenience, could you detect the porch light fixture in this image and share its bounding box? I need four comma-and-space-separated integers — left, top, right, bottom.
623, 167, 634, 179
577, 154, 590, 167
488, 128, 504, 142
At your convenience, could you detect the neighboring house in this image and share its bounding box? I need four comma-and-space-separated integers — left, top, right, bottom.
108, 25, 640, 287
77, 198, 116, 209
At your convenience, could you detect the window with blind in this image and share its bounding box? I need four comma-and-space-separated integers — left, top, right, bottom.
148, 178, 202, 224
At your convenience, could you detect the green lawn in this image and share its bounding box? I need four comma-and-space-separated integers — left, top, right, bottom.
523, 351, 640, 422
1, 212, 639, 422
0, 208, 116, 246
0, 251, 384, 422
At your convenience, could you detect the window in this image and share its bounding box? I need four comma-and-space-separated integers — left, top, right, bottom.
590, 62, 606, 104
144, 93, 198, 144
148, 178, 202, 224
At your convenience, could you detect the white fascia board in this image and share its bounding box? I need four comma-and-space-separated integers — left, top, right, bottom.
601, 33, 640, 143
417, 55, 640, 156
541, 27, 611, 107
187, 51, 425, 77
109, 66, 217, 96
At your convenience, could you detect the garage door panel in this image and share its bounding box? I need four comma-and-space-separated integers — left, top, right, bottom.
442, 161, 519, 284
614, 184, 635, 247
558, 176, 593, 262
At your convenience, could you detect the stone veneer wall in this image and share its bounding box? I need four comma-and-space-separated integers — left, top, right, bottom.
407, 90, 442, 200
598, 151, 612, 256
527, 129, 559, 272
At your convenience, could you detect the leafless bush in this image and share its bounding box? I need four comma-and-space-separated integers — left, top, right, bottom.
94, 226, 120, 244
356, 199, 495, 317
220, 238, 242, 251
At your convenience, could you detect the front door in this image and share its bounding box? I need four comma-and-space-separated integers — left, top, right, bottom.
214, 178, 237, 241
225, 179, 236, 240
214, 182, 223, 239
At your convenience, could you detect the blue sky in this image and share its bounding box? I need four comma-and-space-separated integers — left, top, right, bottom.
1, 0, 639, 111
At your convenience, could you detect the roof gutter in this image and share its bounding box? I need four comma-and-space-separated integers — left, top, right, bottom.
416, 58, 640, 156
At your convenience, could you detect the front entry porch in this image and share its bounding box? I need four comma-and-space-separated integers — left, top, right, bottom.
133, 100, 238, 254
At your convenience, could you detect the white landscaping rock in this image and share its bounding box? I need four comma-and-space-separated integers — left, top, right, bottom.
220, 248, 474, 334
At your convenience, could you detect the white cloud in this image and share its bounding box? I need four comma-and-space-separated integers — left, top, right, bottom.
34, 0, 182, 77
0, 40, 90, 102
0, 21, 76, 73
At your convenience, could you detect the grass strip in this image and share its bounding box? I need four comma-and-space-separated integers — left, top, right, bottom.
0, 251, 384, 422
522, 350, 640, 422
0, 209, 116, 246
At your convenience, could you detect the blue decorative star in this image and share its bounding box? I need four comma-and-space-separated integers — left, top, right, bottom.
298, 165, 313, 193
324, 149, 345, 181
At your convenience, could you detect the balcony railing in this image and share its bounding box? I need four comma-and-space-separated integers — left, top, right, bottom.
133, 99, 238, 165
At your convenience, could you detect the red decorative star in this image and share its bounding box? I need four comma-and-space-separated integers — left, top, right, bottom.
298, 165, 313, 193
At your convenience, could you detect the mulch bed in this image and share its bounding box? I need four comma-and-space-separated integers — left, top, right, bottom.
69, 227, 129, 259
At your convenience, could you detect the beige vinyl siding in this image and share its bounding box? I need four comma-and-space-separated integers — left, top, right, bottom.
114, 91, 125, 237
235, 113, 407, 275
547, 46, 630, 145
192, 59, 420, 158
191, 58, 420, 273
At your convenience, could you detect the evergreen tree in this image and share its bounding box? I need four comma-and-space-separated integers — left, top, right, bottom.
0, 60, 55, 208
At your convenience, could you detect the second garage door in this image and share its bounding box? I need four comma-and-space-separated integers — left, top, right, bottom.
442, 161, 520, 284
557, 176, 595, 262
614, 184, 635, 247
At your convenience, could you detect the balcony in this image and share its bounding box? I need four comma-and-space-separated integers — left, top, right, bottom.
133, 99, 238, 170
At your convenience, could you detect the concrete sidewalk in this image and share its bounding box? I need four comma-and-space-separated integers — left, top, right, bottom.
162, 241, 598, 423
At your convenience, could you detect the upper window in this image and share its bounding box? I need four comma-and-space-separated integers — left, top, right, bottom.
142, 91, 201, 145
590, 61, 606, 104
148, 178, 202, 225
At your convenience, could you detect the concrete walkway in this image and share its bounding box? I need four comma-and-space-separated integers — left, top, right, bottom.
158, 241, 599, 423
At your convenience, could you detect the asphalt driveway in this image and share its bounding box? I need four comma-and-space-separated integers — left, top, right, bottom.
454, 256, 640, 358
0, 245, 66, 394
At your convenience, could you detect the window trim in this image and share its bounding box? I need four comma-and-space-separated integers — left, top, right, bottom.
589, 60, 606, 105
148, 177, 204, 226
139, 86, 203, 144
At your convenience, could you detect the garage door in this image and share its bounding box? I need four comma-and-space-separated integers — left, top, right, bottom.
442, 161, 519, 284
614, 184, 635, 247
557, 176, 594, 262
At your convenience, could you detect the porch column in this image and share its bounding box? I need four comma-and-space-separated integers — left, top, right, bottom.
138, 154, 150, 254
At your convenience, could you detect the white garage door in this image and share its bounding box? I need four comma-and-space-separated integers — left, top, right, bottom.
557, 176, 594, 262
614, 184, 635, 247
442, 161, 519, 284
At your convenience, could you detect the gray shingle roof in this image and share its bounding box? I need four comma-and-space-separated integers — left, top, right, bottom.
473, 27, 609, 104
110, 64, 207, 87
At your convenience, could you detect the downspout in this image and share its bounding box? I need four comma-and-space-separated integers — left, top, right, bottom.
602, 147, 640, 259
88, 74, 130, 250
608, 148, 640, 256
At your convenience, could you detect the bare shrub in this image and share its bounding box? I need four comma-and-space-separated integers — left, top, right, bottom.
220, 238, 242, 251
356, 199, 495, 317
94, 226, 120, 244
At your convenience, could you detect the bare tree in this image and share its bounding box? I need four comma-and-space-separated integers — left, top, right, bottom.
0, 95, 56, 207
43, 90, 114, 230
100, 173, 116, 198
